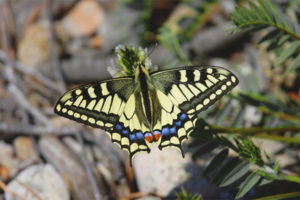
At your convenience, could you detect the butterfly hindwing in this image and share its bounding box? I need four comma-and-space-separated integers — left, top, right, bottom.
151, 66, 238, 149
54, 77, 151, 160
154, 89, 196, 154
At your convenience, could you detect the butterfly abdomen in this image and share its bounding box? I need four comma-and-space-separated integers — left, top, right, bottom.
137, 64, 152, 124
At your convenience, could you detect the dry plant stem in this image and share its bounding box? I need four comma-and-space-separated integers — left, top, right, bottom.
213, 126, 300, 135
74, 131, 103, 200
121, 192, 164, 200
260, 107, 300, 124
0, 50, 60, 93
0, 122, 77, 136
212, 125, 300, 143
15, 180, 42, 200
8, 84, 52, 127
0, 1, 10, 53
44, 0, 66, 94
0, 180, 26, 200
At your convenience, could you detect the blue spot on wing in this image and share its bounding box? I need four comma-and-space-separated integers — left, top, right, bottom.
180, 113, 187, 120
136, 132, 144, 140
115, 124, 122, 131
170, 126, 176, 134
175, 120, 182, 126
129, 134, 136, 141
162, 127, 170, 136
122, 129, 129, 135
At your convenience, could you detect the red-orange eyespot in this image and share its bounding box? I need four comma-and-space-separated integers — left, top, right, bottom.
145, 132, 153, 142
153, 131, 161, 141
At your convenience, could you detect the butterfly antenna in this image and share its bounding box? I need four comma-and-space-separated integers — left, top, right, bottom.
147, 43, 158, 58
141, 43, 158, 64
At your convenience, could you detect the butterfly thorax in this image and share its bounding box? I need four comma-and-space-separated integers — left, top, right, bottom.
135, 64, 155, 129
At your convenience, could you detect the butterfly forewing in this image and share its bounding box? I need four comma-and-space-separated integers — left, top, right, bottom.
151, 66, 239, 115
151, 66, 239, 150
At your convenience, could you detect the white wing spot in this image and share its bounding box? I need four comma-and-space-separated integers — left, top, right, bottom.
188, 84, 200, 95
88, 87, 97, 98
196, 83, 207, 91
74, 113, 80, 118
67, 110, 74, 116
207, 75, 219, 84
219, 75, 227, 80
194, 70, 200, 81
216, 89, 222, 95
109, 94, 122, 114
161, 141, 170, 146
65, 100, 73, 106
179, 70, 188, 82
81, 115, 87, 121
102, 96, 112, 113
170, 85, 187, 104
178, 128, 186, 138
73, 95, 83, 107
130, 143, 138, 152
79, 100, 87, 108
101, 83, 109, 96
96, 120, 104, 127
87, 99, 96, 110
179, 84, 194, 100
105, 123, 113, 128
221, 85, 227, 90
203, 98, 210, 105
226, 81, 232, 86
205, 80, 213, 87
121, 137, 129, 146
187, 109, 195, 114
112, 133, 121, 141
62, 108, 67, 113
56, 104, 61, 112
94, 99, 104, 112
206, 68, 213, 74
231, 76, 236, 83
88, 118, 95, 124
75, 89, 82, 95
196, 104, 203, 110
210, 94, 216, 100
170, 137, 180, 145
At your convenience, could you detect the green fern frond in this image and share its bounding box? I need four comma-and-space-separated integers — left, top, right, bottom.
232, 0, 300, 39
231, 0, 300, 75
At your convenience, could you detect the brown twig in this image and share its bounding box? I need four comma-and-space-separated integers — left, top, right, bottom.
8, 84, 52, 127
15, 180, 43, 200
120, 192, 165, 200
0, 180, 27, 200
0, 122, 77, 136
0, 1, 11, 54
74, 131, 103, 200
0, 50, 60, 93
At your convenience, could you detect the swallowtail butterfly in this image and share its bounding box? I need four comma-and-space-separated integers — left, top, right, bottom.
54, 46, 238, 165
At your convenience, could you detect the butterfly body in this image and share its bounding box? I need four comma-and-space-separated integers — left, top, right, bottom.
55, 63, 238, 164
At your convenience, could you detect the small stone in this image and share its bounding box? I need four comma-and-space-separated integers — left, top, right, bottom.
5, 164, 70, 200
13, 136, 38, 161
133, 144, 190, 196
61, 0, 104, 37
17, 21, 61, 67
